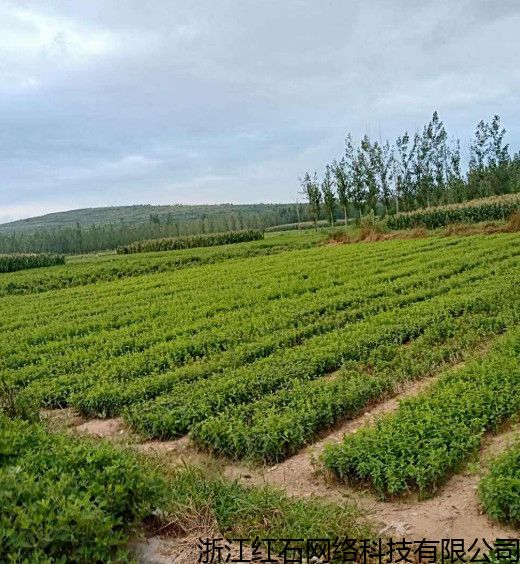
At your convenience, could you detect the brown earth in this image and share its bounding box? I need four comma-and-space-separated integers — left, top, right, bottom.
46, 366, 519, 562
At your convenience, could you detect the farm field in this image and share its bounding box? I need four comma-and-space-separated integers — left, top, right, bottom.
2, 232, 519, 445
2, 229, 520, 560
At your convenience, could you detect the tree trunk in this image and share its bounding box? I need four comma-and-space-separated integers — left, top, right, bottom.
344, 207, 348, 230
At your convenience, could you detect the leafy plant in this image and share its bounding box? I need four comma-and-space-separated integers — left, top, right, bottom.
479, 440, 520, 526
323, 328, 520, 498
0, 415, 166, 562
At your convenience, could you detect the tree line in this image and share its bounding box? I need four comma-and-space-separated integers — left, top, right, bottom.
300, 112, 520, 229
0, 207, 298, 255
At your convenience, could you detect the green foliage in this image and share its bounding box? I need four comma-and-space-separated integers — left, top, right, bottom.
0, 415, 166, 562
265, 219, 346, 232
0, 231, 319, 297
0, 204, 298, 254
300, 172, 322, 230
310, 112, 520, 222
1, 232, 519, 468
323, 328, 520, 498
386, 193, 520, 230
479, 441, 520, 526
0, 253, 64, 273
191, 303, 519, 462
116, 229, 264, 254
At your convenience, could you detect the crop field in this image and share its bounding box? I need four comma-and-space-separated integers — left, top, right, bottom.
0, 252, 65, 273
2, 229, 520, 559
2, 232, 519, 448
386, 193, 520, 230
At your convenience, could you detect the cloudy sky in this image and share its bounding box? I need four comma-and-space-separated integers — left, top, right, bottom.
1, 0, 519, 223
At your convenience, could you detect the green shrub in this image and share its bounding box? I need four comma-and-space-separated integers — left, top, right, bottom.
265, 219, 345, 232
479, 441, 520, 526
0, 415, 166, 562
323, 328, 520, 498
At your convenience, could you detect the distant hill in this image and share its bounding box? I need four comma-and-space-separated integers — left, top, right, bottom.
0, 203, 309, 254
0, 203, 297, 234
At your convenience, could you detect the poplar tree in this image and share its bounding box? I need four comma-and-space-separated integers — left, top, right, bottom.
350, 148, 367, 220
332, 157, 350, 228
378, 141, 394, 216
301, 172, 322, 231
321, 165, 336, 226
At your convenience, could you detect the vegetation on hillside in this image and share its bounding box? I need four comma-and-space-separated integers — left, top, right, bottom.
0, 203, 299, 234
0, 204, 300, 255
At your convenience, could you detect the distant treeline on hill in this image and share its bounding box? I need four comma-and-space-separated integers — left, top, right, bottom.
0, 204, 309, 255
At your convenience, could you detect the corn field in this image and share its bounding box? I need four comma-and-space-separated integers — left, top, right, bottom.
386, 193, 520, 230
117, 229, 264, 254
0, 253, 65, 273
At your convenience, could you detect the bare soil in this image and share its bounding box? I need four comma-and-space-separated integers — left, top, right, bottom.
45, 368, 519, 562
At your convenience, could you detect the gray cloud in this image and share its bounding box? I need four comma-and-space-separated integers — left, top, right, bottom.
1, 0, 519, 222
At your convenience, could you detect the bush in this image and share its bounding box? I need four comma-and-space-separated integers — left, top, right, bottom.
0, 415, 166, 562
479, 441, 520, 526
0, 253, 65, 273
323, 328, 520, 497
117, 229, 264, 254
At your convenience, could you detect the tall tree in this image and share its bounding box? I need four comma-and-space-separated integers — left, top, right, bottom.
301, 172, 322, 231
378, 140, 394, 215
395, 132, 414, 211
359, 135, 380, 214
488, 115, 509, 168
333, 157, 350, 228
447, 139, 466, 203
321, 165, 336, 226
468, 119, 491, 198
350, 148, 367, 220
429, 111, 448, 205
469, 120, 490, 172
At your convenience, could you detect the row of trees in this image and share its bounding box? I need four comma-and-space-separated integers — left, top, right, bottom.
301, 112, 520, 229
0, 208, 299, 254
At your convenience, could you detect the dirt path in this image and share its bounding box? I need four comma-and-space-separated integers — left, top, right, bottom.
219, 374, 519, 543
225, 373, 443, 497
43, 369, 519, 563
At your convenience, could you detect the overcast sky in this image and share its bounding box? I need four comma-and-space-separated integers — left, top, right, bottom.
1, 0, 519, 223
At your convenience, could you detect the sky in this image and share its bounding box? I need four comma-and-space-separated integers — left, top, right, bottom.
1, 0, 519, 224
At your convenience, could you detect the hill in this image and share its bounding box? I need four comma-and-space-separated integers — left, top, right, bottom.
0, 203, 298, 234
